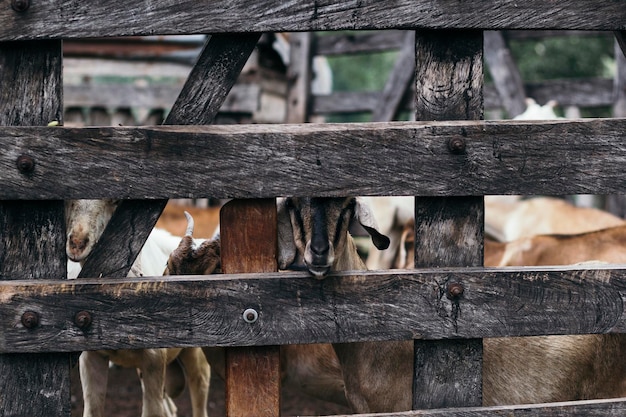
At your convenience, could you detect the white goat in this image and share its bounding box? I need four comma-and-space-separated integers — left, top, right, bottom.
360, 196, 414, 270
65, 199, 210, 417
277, 197, 626, 412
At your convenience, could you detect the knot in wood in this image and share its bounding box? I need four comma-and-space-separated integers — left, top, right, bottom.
21, 311, 39, 329
74, 311, 92, 330
16, 154, 35, 174
11, 0, 30, 12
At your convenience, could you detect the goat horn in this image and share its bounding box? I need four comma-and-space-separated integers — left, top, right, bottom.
184, 211, 195, 237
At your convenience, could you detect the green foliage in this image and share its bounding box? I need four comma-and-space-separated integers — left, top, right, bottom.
508, 35, 615, 81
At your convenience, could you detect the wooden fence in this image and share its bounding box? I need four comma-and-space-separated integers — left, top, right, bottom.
1, 1, 626, 416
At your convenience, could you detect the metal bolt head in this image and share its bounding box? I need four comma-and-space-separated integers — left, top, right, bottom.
447, 137, 466, 155
74, 311, 92, 330
447, 282, 464, 299
11, 0, 30, 12
242, 308, 258, 323
21, 311, 39, 329
16, 154, 35, 174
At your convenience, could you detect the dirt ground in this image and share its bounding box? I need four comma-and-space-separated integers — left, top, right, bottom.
70, 361, 351, 417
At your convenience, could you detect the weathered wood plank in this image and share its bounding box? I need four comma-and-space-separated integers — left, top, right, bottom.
2, 118, 626, 199
314, 30, 612, 57
1, 1, 626, 41
324, 397, 626, 416
286, 32, 313, 123
64, 83, 183, 111
412, 30, 484, 409
484, 31, 526, 118
221, 199, 280, 417
313, 78, 616, 115
0, 39, 71, 417
77, 33, 261, 281
2, 266, 626, 352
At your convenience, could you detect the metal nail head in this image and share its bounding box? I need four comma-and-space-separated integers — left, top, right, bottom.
242, 308, 258, 323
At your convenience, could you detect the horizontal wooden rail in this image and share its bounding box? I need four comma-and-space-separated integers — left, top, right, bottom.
2, 266, 626, 353
1, 118, 626, 199
326, 397, 626, 416
313, 78, 616, 115
1, 1, 626, 41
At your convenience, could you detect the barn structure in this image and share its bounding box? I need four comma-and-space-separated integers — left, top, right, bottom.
1, 1, 626, 417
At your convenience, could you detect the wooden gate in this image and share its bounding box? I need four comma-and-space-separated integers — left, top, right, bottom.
1, 2, 626, 416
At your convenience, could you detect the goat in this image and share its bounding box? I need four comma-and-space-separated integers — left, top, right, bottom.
279, 197, 626, 411
485, 196, 625, 242
513, 98, 560, 120
484, 224, 626, 267
359, 196, 414, 270
164, 210, 350, 408
65, 200, 210, 417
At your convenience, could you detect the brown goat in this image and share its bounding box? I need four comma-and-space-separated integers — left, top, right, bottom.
164, 210, 350, 409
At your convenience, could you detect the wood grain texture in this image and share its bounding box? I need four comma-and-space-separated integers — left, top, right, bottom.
0, 40, 71, 417
1, 118, 626, 199
412, 30, 484, 409
1, 1, 626, 41
2, 266, 626, 353
77, 34, 260, 280
221, 200, 280, 417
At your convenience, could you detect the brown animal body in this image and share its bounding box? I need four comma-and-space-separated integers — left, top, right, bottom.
164, 208, 353, 409
286, 198, 626, 411
485, 196, 624, 242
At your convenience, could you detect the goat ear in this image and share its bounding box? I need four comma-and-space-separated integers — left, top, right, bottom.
355, 197, 390, 250
276, 198, 297, 269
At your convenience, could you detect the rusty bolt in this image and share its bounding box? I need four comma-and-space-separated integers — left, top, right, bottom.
447, 137, 466, 155
74, 311, 92, 330
16, 154, 35, 174
21, 311, 39, 329
242, 308, 258, 323
11, 0, 30, 12
447, 282, 464, 299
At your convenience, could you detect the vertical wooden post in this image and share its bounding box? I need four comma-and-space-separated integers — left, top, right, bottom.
221, 199, 281, 417
483, 31, 527, 118
412, 30, 485, 409
286, 32, 313, 123
0, 40, 71, 416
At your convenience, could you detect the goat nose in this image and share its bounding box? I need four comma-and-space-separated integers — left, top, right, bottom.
69, 235, 88, 251
310, 241, 330, 256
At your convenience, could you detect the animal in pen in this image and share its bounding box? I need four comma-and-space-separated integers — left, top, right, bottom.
65, 199, 210, 417
163, 204, 391, 412
396, 211, 626, 408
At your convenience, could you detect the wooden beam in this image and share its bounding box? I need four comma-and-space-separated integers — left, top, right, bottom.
371, 31, 416, 122
286, 32, 313, 123
412, 29, 484, 409
2, 118, 626, 199
221, 199, 280, 417
78, 33, 261, 280
0, 39, 71, 417
330, 397, 626, 416
1, 1, 626, 41
484, 31, 527, 118
2, 266, 626, 353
